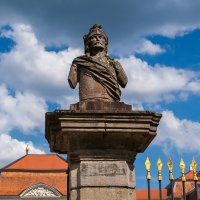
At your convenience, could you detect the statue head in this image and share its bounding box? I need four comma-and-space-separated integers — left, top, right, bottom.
83, 24, 108, 55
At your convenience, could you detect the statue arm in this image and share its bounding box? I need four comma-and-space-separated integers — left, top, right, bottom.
114, 61, 128, 88
68, 62, 78, 89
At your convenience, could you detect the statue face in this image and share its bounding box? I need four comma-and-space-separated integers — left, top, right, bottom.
88, 34, 106, 51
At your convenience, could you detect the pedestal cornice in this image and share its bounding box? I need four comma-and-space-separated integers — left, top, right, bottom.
45, 110, 161, 156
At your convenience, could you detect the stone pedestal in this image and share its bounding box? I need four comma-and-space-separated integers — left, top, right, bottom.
45, 102, 161, 200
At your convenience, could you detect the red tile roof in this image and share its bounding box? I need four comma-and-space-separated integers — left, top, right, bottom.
166, 170, 199, 198
175, 170, 195, 181
136, 189, 168, 200
185, 171, 195, 180
173, 181, 195, 198
0, 154, 68, 196
1, 154, 68, 171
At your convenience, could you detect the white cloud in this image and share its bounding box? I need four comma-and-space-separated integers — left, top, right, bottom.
155, 110, 200, 154
185, 80, 200, 94
119, 56, 200, 104
0, 24, 80, 162
0, 134, 44, 167
0, 84, 47, 134
0, 24, 81, 103
158, 24, 196, 38
135, 39, 165, 55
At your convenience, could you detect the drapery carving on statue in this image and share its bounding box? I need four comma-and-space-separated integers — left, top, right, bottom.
68, 24, 128, 103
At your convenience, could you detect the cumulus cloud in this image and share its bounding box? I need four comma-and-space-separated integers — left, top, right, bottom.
135, 39, 165, 55
0, 24, 81, 104
0, 84, 47, 134
119, 56, 200, 104
0, 134, 44, 167
0, 24, 80, 165
185, 80, 200, 94
0, 83, 47, 166
155, 110, 200, 154
158, 24, 196, 38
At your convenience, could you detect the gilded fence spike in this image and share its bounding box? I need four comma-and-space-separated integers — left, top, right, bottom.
168, 158, 174, 200
157, 157, 163, 181
179, 158, 186, 182
167, 158, 174, 180
191, 157, 198, 181
145, 157, 151, 180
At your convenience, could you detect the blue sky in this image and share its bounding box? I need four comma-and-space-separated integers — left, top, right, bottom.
0, 0, 200, 189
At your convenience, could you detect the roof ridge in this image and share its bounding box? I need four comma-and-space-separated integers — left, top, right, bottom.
55, 154, 67, 162
1, 154, 68, 171
23, 154, 58, 155
1, 154, 27, 170
27, 154, 67, 162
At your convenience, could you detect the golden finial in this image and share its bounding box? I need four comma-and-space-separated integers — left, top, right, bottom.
26, 144, 29, 155
167, 158, 174, 180
179, 158, 186, 181
157, 157, 163, 181
191, 157, 198, 181
145, 157, 151, 180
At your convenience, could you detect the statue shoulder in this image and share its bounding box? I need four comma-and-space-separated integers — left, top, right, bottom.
106, 56, 122, 67
72, 55, 88, 63
73, 55, 86, 60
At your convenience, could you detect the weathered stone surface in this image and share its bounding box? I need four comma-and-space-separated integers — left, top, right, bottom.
70, 101, 132, 112
45, 24, 162, 200
45, 109, 161, 154
45, 108, 161, 200
70, 160, 135, 188
68, 24, 128, 102
71, 188, 135, 200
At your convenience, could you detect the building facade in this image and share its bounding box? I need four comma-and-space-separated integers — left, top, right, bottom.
0, 154, 68, 199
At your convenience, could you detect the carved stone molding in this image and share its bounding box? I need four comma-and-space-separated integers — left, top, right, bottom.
20, 183, 61, 198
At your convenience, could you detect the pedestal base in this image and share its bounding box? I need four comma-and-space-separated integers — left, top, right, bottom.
45, 102, 161, 200
70, 158, 135, 200
67, 148, 137, 200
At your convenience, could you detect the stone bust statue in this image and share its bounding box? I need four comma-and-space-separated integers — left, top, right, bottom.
68, 24, 128, 102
